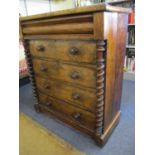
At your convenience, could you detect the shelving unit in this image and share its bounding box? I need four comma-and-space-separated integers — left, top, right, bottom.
126, 45, 135, 48
124, 72, 135, 81
107, 0, 132, 5
107, 0, 135, 81
125, 23, 135, 75
128, 23, 135, 26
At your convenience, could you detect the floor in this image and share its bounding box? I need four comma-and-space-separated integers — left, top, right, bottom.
20, 112, 84, 155
19, 80, 135, 155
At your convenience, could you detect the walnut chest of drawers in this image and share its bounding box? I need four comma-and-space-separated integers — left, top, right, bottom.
20, 3, 129, 146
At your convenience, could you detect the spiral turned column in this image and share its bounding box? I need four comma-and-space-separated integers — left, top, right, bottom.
23, 40, 40, 112
95, 40, 106, 137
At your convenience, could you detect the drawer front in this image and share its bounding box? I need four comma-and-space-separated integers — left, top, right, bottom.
38, 93, 96, 130
21, 14, 94, 39
35, 76, 96, 113
33, 59, 96, 88
29, 40, 96, 64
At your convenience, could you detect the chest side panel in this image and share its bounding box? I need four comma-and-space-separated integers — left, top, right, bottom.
103, 12, 128, 131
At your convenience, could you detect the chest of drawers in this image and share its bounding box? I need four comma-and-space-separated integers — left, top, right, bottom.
20, 4, 129, 146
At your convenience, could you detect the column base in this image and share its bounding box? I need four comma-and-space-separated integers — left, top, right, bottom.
95, 111, 121, 147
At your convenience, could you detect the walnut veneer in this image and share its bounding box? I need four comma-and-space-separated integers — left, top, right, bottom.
20, 3, 130, 146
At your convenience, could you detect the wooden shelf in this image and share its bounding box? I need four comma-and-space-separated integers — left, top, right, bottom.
125, 71, 134, 74
123, 72, 135, 81
128, 24, 135, 26
107, 0, 132, 5
126, 45, 135, 48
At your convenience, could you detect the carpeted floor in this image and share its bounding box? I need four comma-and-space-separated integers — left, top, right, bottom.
20, 112, 85, 155
19, 80, 135, 155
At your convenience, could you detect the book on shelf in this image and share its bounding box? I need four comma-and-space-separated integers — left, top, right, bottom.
128, 9, 135, 24
127, 26, 135, 46
124, 56, 135, 73
124, 48, 135, 73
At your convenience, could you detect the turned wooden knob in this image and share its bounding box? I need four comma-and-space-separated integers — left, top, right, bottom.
69, 47, 79, 55
44, 83, 50, 89
40, 65, 47, 72
72, 93, 80, 100
70, 72, 80, 80
72, 112, 81, 121
37, 45, 45, 52
46, 101, 52, 106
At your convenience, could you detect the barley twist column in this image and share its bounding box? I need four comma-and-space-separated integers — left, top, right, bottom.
95, 40, 106, 136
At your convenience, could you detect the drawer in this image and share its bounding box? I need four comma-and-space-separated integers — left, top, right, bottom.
33, 59, 96, 88
38, 93, 96, 130
29, 40, 96, 64
21, 14, 94, 39
35, 76, 96, 113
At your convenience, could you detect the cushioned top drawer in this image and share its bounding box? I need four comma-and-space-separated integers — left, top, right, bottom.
29, 40, 96, 64
21, 14, 94, 39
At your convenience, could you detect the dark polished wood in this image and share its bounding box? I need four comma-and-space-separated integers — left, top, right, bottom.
20, 3, 129, 146
35, 76, 97, 113
32, 58, 96, 88
38, 93, 96, 130
103, 12, 128, 131
30, 40, 97, 63
20, 4, 130, 21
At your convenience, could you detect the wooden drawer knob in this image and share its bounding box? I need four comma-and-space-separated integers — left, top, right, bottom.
46, 101, 52, 106
36, 45, 45, 52
40, 65, 47, 72
70, 72, 80, 80
69, 47, 79, 55
72, 93, 80, 100
46, 101, 51, 106
72, 112, 81, 121
44, 83, 50, 89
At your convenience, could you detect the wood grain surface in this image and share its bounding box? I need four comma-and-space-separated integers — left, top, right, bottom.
30, 40, 96, 63
39, 93, 96, 130
35, 76, 97, 113
20, 4, 129, 146
32, 58, 96, 88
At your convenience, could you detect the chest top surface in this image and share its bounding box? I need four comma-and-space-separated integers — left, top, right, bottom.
19, 3, 130, 40
20, 3, 130, 22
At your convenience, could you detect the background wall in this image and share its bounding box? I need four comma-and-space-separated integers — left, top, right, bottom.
19, 0, 102, 16
26, 0, 50, 15
19, 0, 76, 16
19, 0, 27, 16
51, 0, 75, 11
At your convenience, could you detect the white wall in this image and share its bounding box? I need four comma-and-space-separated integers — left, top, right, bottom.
19, 0, 75, 16
51, 0, 75, 11
19, 0, 27, 16
19, 0, 100, 16
26, 0, 50, 15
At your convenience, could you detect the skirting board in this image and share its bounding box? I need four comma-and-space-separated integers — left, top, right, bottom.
123, 72, 135, 81
95, 111, 121, 146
